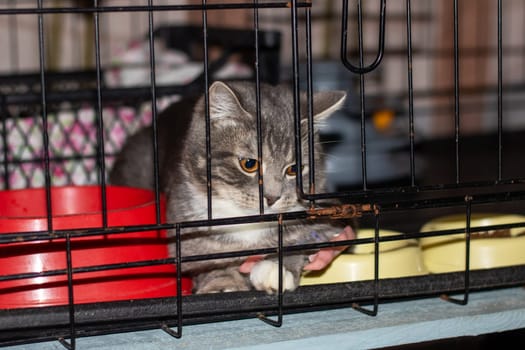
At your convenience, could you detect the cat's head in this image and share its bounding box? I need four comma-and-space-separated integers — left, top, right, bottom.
185, 81, 346, 218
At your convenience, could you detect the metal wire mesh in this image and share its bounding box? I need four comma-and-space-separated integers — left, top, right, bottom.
0, 0, 525, 348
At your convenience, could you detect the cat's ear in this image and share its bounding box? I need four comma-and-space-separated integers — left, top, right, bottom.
312, 91, 346, 121
208, 81, 248, 123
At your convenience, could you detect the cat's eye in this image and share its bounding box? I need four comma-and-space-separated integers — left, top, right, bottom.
286, 164, 303, 176
239, 157, 259, 173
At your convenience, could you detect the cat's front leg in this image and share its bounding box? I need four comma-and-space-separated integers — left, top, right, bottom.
194, 266, 251, 294
249, 255, 306, 294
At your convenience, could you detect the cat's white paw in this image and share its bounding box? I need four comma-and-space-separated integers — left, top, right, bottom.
249, 260, 297, 294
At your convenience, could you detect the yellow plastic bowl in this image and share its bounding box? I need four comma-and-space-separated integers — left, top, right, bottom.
419, 213, 525, 273
300, 229, 428, 285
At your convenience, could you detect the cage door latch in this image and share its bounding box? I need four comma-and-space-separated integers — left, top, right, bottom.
307, 203, 375, 219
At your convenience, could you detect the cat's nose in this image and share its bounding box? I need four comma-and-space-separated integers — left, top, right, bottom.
265, 195, 280, 206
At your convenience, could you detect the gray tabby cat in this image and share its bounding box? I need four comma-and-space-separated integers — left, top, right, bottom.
110, 81, 347, 294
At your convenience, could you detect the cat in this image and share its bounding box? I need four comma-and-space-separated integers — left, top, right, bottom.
110, 81, 348, 294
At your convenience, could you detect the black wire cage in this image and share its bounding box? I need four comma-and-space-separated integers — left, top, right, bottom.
1, 0, 525, 348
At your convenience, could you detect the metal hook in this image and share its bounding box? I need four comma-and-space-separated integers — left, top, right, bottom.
353, 205, 380, 316
441, 196, 472, 305
258, 215, 284, 327
58, 338, 74, 350
161, 224, 183, 338
58, 233, 76, 349
340, 0, 386, 74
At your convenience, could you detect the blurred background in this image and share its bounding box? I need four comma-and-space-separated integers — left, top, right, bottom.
1, 0, 525, 192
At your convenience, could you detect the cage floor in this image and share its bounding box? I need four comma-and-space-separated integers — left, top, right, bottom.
3, 286, 525, 349
1, 264, 525, 347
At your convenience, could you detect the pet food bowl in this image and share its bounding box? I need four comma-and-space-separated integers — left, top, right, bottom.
0, 186, 192, 309
300, 229, 428, 285
419, 213, 525, 273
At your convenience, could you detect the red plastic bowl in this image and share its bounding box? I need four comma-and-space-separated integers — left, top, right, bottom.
0, 186, 191, 309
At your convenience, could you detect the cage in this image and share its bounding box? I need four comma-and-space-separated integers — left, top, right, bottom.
1, 0, 525, 349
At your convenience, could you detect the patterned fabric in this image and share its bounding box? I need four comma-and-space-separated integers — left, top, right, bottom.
0, 96, 178, 189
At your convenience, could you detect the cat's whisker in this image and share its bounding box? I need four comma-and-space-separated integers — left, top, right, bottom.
315, 152, 344, 162
317, 140, 345, 146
